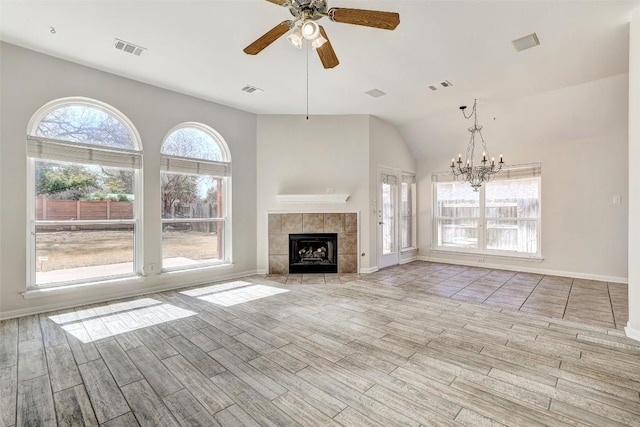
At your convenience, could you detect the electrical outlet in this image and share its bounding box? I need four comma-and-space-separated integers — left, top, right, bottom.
148, 263, 156, 273
613, 195, 622, 204
326, 188, 335, 194
477, 258, 484, 263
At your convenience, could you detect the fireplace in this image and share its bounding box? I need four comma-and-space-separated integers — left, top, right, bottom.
268, 213, 357, 274
289, 233, 338, 274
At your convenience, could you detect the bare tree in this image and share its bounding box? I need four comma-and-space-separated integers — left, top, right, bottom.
162, 127, 223, 161
161, 173, 199, 218
36, 105, 133, 149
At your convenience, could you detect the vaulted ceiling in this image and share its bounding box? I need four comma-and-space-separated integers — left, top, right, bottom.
1, 0, 638, 158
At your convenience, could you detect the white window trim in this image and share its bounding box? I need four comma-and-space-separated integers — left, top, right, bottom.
160, 123, 233, 272
26, 98, 144, 290
401, 172, 417, 251
431, 163, 542, 259
430, 248, 544, 262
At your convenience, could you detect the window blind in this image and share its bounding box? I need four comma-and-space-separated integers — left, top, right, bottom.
381, 173, 398, 185
402, 174, 416, 184
161, 154, 231, 177
27, 135, 142, 169
432, 163, 541, 183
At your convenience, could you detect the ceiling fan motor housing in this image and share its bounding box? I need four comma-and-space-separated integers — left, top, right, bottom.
289, 0, 327, 20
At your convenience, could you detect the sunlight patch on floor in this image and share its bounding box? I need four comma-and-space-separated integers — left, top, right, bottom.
49, 299, 197, 343
197, 284, 289, 307
179, 280, 253, 297
48, 297, 162, 324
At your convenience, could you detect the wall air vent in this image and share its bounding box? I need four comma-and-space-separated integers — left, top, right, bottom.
241, 84, 263, 94
366, 88, 386, 98
512, 33, 540, 52
114, 38, 146, 56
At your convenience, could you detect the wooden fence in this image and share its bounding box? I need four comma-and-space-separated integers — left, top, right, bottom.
36, 198, 134, 220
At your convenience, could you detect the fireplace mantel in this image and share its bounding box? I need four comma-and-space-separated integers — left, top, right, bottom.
276, 194, 350, 203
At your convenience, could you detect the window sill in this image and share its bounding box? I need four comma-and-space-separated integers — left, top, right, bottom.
430, 248, 544, 263
160, 261, 234, 276
276, 194, 350, 203
23, 274, 144, 299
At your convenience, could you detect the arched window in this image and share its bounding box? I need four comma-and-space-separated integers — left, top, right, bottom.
26, 97, 142, 288
160, 123, 231, 271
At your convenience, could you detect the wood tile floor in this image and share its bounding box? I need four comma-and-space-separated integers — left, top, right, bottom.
1, 261, 638, 426
270, 262, 629, 330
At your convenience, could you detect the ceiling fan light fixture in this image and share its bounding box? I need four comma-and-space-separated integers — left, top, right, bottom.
287, 25, 303, 49
311, 34, 327, 50
301, 20, 320, 40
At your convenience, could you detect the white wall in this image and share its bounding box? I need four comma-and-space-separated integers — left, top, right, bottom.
369, 116, 417, 265
255, 115, 417, 273
256, 115, 371, 272
0, 43, 258, 318
409, 75, 629, 281
627, 8, 640, 340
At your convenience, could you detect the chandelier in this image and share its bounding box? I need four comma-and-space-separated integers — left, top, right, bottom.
450, 99, 504, 191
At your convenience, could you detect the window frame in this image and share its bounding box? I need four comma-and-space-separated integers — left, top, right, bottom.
160, 122, 232, 273
432, 164, 542, 260
26, 97, 144, 289
400, 173, 417, 252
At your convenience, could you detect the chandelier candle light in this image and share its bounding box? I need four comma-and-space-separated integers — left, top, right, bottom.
450, 99, 504, 191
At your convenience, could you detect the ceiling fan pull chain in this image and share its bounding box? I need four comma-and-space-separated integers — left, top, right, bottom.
306, 41, 309, 120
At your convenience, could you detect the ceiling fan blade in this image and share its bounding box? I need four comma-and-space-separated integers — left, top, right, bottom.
316, 26, 339, 69
243, 21, 292, 55
265, 0, 290, 6
328, 8, 400, 30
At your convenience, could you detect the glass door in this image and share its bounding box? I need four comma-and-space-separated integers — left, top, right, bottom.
378, 168, 400, 269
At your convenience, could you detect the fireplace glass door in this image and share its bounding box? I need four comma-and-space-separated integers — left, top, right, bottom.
289, 233, 338, 274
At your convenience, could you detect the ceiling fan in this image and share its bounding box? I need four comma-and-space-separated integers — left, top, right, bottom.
243, 0, 400, 69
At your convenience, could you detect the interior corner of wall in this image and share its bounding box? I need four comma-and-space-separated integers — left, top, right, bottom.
625, 321, 640, 342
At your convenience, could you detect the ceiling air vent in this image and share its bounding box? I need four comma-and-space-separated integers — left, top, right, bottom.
114, 38, 146, 56
366, 89, 386, 98
428, 80, 453, 91
512, 33, 540, 52
241, 84, 263, 94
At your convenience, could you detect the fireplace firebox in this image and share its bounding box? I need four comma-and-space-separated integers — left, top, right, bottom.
289, 233, 338, 274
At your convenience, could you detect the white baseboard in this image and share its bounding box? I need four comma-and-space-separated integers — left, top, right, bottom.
0, 269, 258, 320
400, 256, 417, 265
416, 255, 628, 284
359, 266, 378, 274
625, 322, 640, 342
255, 269, 268, 275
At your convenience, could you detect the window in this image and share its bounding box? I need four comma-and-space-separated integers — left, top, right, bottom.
27, 98, 142, 288
401, 174, 416, 250
432, 164, 541, 258
161, 123, 231, 271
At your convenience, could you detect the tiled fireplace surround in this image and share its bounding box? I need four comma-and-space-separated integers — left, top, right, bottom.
268, 212, 358, 274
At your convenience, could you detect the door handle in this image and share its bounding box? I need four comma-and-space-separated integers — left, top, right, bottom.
379, 222, 384, 225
